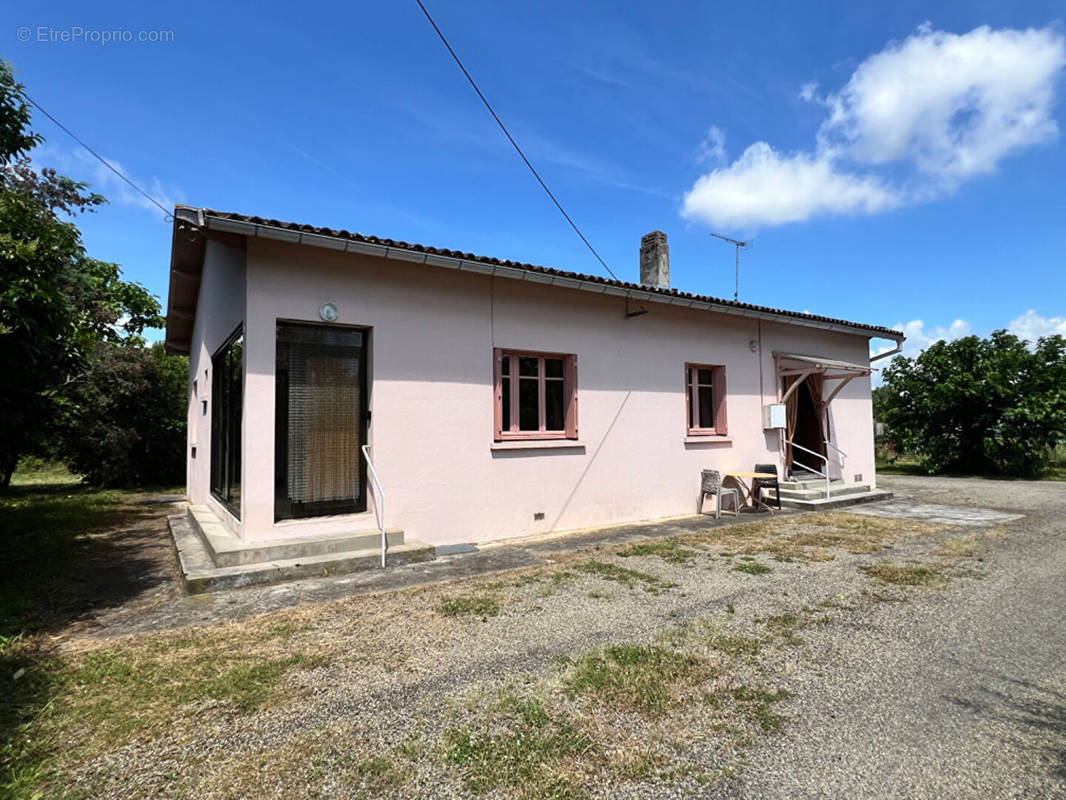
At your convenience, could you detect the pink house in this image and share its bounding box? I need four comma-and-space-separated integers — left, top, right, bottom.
164, 207, 902, 585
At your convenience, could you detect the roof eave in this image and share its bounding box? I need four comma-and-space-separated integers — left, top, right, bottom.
198, 212, 905, 341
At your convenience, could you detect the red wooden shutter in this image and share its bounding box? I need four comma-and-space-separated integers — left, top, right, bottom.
565, 354, 579, 439
714, 366, 728, 435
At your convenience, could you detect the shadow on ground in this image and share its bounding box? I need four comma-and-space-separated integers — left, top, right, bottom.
0, 482, 183, 791
0, 482, 182, 639
946, 667, 1066, 783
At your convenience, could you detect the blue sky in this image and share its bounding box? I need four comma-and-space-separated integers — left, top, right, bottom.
5, 1, 1065, 355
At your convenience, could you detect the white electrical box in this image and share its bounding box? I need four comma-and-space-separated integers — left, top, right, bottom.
763, 403, 786, 430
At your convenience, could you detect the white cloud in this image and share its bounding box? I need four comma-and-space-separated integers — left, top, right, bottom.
682, 142, 899, 228
891, 318, 972, 359
697, 125, 727, 163
819, 25, 1066, 180
35, 145, 182, 220
86, 152, 183, 220
1007, 309, 1066, 343
683, 24, 1066, 230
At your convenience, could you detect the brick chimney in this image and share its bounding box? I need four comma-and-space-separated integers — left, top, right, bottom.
639, 230, 669, 289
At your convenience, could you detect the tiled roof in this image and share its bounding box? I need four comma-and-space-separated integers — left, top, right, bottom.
182, 207, 903, 340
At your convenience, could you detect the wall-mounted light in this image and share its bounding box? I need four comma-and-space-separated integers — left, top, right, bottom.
319, 302, 338, 322
749, 339, 759, 352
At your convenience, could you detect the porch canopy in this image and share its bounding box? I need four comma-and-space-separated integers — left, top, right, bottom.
774, 352, 870, 406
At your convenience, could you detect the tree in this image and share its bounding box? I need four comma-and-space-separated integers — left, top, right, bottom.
0, 59, 162, 485
877, 331, 1066, 476
57, 342, 187, 487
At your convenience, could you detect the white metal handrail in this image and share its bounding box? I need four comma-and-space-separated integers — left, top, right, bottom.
824, 439, 847, 477
361, 445, 387, 568
789, 441, 831, 499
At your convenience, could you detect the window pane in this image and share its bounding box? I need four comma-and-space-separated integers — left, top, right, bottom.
698, 368, 713, 385
501, 356, 510, 376
545, 357, 563, 379
211, 331, 243, 516
501, 376, 511, 430
519, 356, 539, 377
545, 379, 565, 430
276, 323, 366, 520
698, 385, 715, 428
519, 378, 539, 430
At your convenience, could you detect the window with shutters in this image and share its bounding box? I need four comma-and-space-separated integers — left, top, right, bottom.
685, 363, 727, 436
493, 349, 578, 440
275, 322, 368, 520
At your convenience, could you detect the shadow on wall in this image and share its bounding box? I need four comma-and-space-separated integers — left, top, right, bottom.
551, 391, 631, 530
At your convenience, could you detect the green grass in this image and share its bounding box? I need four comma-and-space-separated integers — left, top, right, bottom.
618, 540, 700, 564
860, 561, 947, 587
705, 631, 762, 657
444, 694, 594, 797
437, 596, 500, 618
0, 483, 147, 639
9, 458, 80, 487
574, 561, 676, 594
732, 562, 773, 576
563, 644, 711, 714
0, 633, 328, 799
730, 685, 791, 732
346, 754, 413, 794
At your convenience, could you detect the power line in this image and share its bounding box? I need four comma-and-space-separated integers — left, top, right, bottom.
21, 91, 172, 219
414, 0, 622, 283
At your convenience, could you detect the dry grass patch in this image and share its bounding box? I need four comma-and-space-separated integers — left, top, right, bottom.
692, 512, 945, 562
437, 595, 501, 619
562, 644, 713, 715
444, 693, 595, 799
618, 540, 701, 564
573, 561, 676, 595
935, 535, 980, 558
860, 560, 948, 588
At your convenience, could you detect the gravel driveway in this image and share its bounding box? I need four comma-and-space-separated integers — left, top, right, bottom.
16, 475, 1066, 799
711, 474, 1066, 799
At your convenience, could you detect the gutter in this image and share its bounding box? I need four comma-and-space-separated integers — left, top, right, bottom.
869, 341, 904, 363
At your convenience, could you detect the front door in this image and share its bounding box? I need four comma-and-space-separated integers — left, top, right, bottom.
274, 322, 369, 520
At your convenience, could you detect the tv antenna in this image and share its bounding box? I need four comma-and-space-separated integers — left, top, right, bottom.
709, 232, 752, 301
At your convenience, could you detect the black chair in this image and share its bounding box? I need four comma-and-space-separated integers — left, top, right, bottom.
753, 463, 781, 510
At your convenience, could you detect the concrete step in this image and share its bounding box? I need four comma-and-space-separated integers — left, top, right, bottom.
170, 513, 436, 593
778, 489, 894, 511
188, 505, 404, 567
780, 478, 845, 491
777, 483, 872, 501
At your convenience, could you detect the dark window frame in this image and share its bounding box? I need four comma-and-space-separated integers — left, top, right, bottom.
210, 325, 244, 518
274, 320, 370, 521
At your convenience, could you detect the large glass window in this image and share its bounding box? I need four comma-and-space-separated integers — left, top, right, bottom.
275, 322, 368, 520
494, 350, 577, 440
210, 328, 243, 516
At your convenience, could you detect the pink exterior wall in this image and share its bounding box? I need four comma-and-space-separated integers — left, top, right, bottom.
197, 237, 876, 545
186, 239, 246, 536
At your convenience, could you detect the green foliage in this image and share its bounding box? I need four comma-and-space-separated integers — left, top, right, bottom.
878, 331, 1066, 476
0, 59, 164, 486
55, 342, 187, 488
